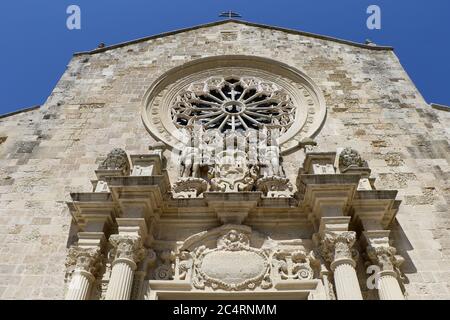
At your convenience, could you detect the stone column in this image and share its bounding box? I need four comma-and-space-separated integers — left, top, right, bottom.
318, 231, 363, 300
367, 245, 405, 300
65, 247, 102, 300
105, 234, 146, 300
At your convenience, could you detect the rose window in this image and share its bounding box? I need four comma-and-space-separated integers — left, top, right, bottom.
170, 77, 296, 133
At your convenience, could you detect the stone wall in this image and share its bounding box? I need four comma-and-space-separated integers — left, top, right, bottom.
0, 21, 449, 299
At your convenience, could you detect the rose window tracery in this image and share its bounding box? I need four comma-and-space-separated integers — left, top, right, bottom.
170, 77, 296, 134
142, 57, 327, 151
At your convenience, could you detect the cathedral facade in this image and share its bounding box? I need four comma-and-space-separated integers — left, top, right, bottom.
0, 20, 449, 300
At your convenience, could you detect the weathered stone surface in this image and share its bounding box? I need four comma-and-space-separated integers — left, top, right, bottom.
0, 20, 449, 299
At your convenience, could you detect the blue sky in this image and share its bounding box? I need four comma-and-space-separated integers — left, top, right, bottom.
0, 0, 449, 114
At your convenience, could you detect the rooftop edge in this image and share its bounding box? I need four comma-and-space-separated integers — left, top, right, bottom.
73, 19, 394, 56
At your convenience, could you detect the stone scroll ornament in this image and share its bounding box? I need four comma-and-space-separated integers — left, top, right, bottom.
192, 230, 272, 291
273, 249, 314, 280
154, 250, 175, 280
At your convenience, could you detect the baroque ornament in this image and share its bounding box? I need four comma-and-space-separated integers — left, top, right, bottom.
171, 76, 296, 134
192, 230, 272, 291
65, 246, 103, 276
172, 177, 208, 198
273, 249, 314, 280
338, 148, 368, 172
142, 58, 328, 152
108, 234, 146, 264
316, 231, 357, 264
98, 148, 130, 173
154, 250, 175, 280
210, 150, 258, 192
367, 245, 405, 272
256, 176, 294, 198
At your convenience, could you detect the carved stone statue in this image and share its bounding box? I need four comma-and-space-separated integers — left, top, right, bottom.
179, 130, 202, 178
261, 145, 282, 177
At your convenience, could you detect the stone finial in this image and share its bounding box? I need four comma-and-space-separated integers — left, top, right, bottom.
98, 148, 130, 173
338, 147, 368, 172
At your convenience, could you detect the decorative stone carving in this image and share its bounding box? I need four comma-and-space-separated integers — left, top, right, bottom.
367, 246, 404, 272
192, 230, 272, 291
210, 150, 258, 192
98, 148, 130, 174
108, 234, 146, 264
175, 251, 194, 281
260, 145, 283, 177
65, 246, 103, 277
178, 127, 203, 178
256, 176, 294, 198
315, 231, 357, 264
143, 59, 328, 153
273, 249, 314, 280
172, 177, 208, 198
338, 148, 368, 172
154, 250, 175, 280
171, 76, 296, 134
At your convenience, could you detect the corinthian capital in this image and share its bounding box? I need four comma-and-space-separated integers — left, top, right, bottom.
367, 245, 404, 272
315, 231, 357, 264
109, 234, 146, 263
65, 246, 102, 276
